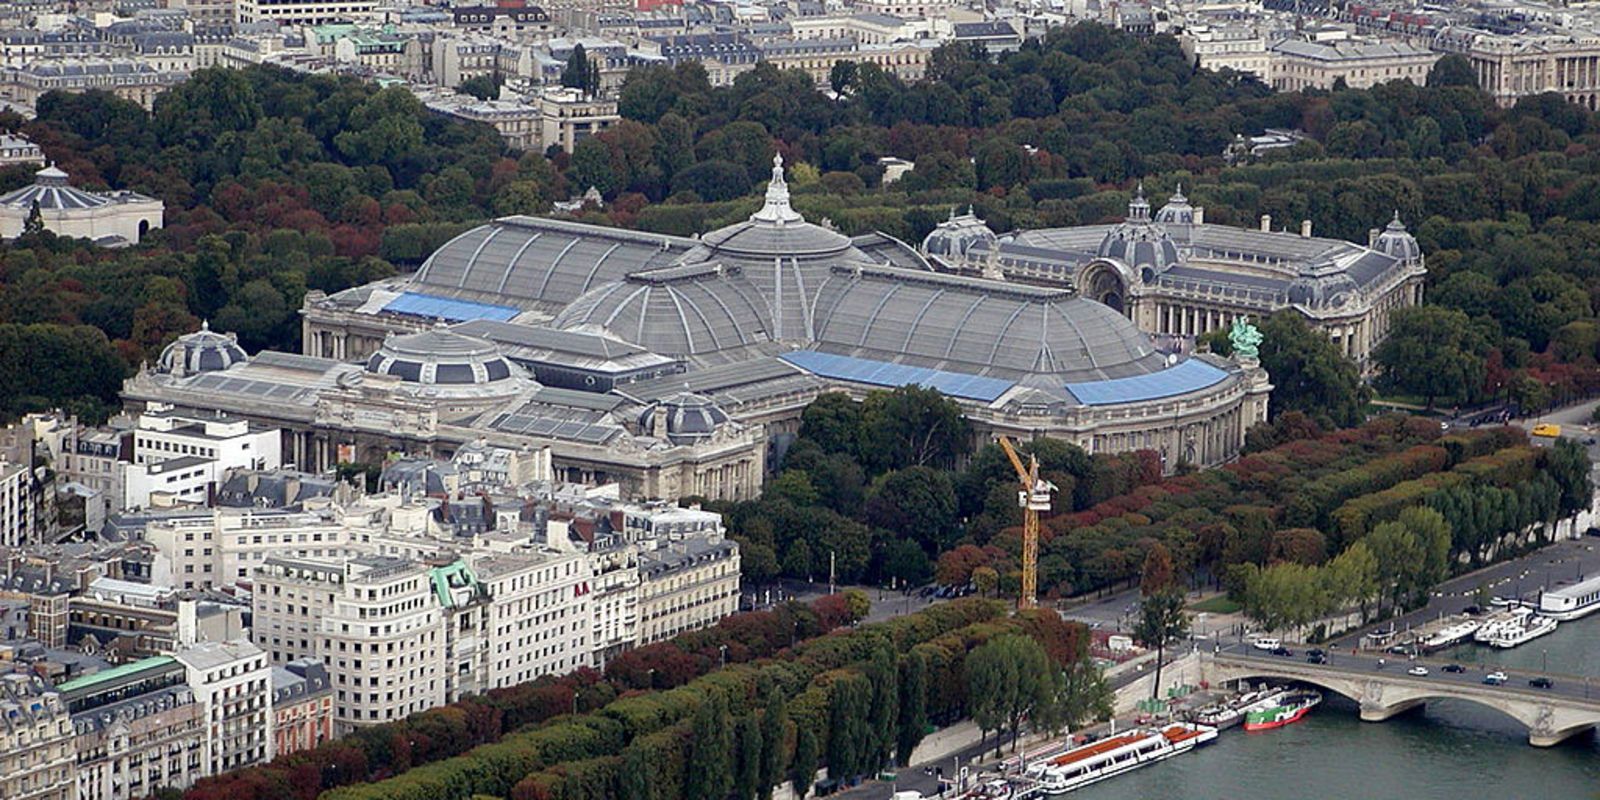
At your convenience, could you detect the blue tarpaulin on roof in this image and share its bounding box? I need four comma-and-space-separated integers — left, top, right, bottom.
780, 350, 1014, 402
1063, 358, 1229, 406
382, 292, 520, 322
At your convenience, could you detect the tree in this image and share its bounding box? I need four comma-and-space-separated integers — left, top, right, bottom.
865, 643, 899, 772
733, 714, 763, 800
791, 726, 819, 799
896, 652, 929, 765
829, 60, 858, 98
568, 137, 619, 194
1256, 311, 1368, 427
685, 693, 731, 800
562, 45, 594, 96
670, 159, 751, 201
865, 466, 959, 553
757, 690, 788, 800
1374, 306, 1488, 408
457, 73, 502, 101
619, 744, 653, 800
859, 386, 971, 473
798, 392, 863, 458
967, 634, 1059, 757
1133, 544, 1188, 700
827, 674, 872, 781
1428, 54, 1479, 88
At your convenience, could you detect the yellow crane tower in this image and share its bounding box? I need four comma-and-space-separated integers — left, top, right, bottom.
996, 436, 1056, 610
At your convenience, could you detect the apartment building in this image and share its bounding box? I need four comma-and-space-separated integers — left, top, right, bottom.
123, 406, 281, 511
253, 555, 444, 733
270, 658, 333, 757
173, 640, 273, 773
0, 132, 43, 166
474, 552, 591, 690
1434, 28, 1600, 109
59, 656, 208, 800
0, 459, 36, 547
0, 673, 76, 800
144, 504, 372, 590
236, 0, 378, 25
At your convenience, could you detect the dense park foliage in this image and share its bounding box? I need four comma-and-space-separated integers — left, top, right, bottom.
180, 593, 1105, 800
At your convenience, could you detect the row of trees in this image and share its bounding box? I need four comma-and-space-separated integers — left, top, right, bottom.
307, 600, 1102, 800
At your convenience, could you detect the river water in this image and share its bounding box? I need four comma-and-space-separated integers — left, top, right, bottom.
1069, 615, 1600, 800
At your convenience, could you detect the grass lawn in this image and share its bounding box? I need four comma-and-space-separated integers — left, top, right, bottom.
1188, 595, 1243, 614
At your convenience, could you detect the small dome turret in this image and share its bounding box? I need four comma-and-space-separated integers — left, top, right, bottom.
158, 321, 248, 376
1155, 185, 1197, 226
922, 207, 999, 263
1373, 211, 1421, 264
638, 392, 730, 444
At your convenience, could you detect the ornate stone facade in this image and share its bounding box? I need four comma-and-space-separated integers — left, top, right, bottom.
928, 186, 1426, 371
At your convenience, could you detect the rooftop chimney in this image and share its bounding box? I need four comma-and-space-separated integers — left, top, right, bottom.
1193, 207, 1204, 226
1259, 214, 1271, 232
1300, 220, 1312, 238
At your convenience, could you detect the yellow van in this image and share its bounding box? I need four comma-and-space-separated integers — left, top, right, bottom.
1532, 423, 1561, 438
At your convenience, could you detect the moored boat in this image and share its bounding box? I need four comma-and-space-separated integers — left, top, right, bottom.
1422, 619, 1482, 652
1474, 606, 1533, 643
1194, 687, 1289, 730
1242, 689, 1322, 731
1022, 723, 1216, 797
1485, 613, 1557, 648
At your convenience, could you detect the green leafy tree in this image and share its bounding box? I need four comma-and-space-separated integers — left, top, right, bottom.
685, 693, 732, 800
865, 642, 899, 771
967, 634, 1060, 757
1375, 306, 1488, 408
896, 651, 929, 765
1256, 311, 1368, 427
1133, 544, 1188, 700
733, 714, 763, 800
758, 689, 788, 800
791, 726, 819, 799
859, 385, 971, 474
829, 60, 858, 98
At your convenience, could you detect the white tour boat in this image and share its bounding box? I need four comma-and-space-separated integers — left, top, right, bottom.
1022, 723, 1217, 797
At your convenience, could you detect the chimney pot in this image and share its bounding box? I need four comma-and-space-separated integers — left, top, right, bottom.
1259, 214, 1271, 232
1300, 220, 1312, 238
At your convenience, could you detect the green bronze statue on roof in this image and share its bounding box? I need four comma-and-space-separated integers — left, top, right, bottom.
1229, 317, 1263, 360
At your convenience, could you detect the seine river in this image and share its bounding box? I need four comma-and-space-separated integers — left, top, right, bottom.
1069, 615, 1600, 800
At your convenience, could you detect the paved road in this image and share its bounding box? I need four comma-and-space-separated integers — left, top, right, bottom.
1325, 537, 1600, 649
1215, 641, 1600, 704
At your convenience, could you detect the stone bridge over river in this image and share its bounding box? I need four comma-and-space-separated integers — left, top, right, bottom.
1203, 648, 1600, 746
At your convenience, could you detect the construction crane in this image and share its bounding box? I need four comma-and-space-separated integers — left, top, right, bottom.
997, 436, 1056, 610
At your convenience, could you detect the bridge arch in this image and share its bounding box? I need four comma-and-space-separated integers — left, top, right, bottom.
1204, 658, 1600, 747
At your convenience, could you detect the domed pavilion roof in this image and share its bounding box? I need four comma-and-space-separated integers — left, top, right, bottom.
364, 327, 524, 387
158, 322, 248, 375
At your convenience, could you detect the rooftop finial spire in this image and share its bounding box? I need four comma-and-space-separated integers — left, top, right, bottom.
749, 151, 803, 224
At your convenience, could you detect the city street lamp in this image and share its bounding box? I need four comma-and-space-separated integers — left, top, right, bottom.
719, 644, 728, 668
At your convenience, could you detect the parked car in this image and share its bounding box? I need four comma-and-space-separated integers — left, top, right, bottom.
1408, 665, 1430, 677
1442, 664, 1466, 673
1529, 677, 1554, 689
